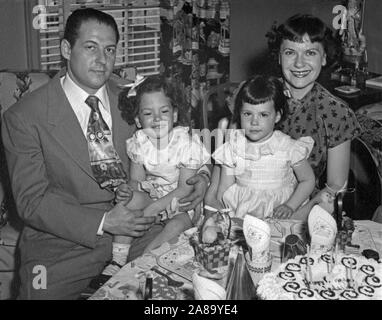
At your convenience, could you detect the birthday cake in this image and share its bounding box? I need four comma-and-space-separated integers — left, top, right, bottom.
257, 253, 382, 300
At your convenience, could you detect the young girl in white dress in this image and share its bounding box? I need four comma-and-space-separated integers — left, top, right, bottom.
205, 74, 316, 221
102, 76, 210, 276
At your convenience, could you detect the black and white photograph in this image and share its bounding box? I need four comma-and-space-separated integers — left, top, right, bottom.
0, 0, 381, 304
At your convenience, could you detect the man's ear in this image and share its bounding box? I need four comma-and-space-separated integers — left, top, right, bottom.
61, 39, 71, 60
173, 108, 178, 124
134, 116, 142, 128
275, 111, 282, 124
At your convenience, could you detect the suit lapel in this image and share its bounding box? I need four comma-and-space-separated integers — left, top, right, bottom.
47, 70, 95, 180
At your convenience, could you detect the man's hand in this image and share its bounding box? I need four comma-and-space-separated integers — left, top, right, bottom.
115, 183, 134, 204
103, 201, 155, 237
178, 173, 208, 211
273, 204, 294, 219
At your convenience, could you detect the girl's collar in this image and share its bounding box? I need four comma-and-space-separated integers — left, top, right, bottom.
230, 130, 280, 161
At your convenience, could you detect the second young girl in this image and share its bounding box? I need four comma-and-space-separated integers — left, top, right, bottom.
102, 76, 210, 276
205, 74, 315, 220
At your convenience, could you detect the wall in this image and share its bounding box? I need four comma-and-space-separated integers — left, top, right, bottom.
363, 0, 382, 74
0, 0, 29, 70
230, 0, 344, 82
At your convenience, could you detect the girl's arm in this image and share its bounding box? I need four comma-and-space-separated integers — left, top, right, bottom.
143, 167, 197, 217
128, 161, 146, 190
115, 161, 152, 209
204, 165, 222, 219
274, 159, 315, 219
291, 141, 351, 220
216, 165, 235, 207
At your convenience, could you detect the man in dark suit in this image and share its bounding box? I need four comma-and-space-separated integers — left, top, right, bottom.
1, 8, 208, 299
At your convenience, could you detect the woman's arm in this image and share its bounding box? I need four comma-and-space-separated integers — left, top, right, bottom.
143, 168, 197, 217
326, 140, 351, 191
291, 140, 351, 220
274, 159, 315, 219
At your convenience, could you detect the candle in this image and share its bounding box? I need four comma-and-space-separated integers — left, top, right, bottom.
307, 245, 313, 284
349, 266, 354, 289
330, 246, 334, 274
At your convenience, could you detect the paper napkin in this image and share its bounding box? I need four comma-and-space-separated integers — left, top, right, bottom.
192, 273, 226, 300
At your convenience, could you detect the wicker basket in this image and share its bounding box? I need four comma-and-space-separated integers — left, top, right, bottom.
191, 235, 232, 270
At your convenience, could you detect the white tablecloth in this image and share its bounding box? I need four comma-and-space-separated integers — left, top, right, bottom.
89, 220, 381, 300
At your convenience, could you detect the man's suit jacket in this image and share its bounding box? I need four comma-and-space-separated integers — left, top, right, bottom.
1, 69, 136, 299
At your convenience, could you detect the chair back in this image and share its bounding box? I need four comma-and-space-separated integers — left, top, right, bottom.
346, 110, 382, 220
201, 82, 239, 129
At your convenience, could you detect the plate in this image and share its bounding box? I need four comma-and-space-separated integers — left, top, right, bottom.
156, 240, 200, 282
334, 85, 360, 95
351, 225, 377, 253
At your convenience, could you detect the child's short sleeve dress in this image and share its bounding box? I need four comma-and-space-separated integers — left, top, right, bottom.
126, 126, 210, 200
212, 130, 314, 219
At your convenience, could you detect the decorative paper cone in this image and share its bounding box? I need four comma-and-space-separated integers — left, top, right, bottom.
244, 251, 272, 286
308, 205, 337, 248
243, 215, 271, 255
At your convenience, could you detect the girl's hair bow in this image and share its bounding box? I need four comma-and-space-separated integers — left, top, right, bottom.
127, 74, 146, 97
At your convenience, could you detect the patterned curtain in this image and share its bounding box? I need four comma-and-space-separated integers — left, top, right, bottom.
160, 0, 230, 129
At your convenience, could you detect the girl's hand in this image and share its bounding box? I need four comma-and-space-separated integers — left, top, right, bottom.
273, 204, 294, 219
115, 183, 134, 204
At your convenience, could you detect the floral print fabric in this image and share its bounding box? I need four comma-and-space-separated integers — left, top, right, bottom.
278, 82, 362, 184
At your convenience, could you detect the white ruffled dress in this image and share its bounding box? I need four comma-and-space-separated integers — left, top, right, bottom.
212, 130, 314, 219
126, 126, 210, 219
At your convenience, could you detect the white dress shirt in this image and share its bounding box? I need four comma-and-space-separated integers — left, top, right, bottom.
61, 73, 112, 235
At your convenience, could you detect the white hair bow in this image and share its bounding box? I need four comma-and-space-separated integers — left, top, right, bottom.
127, 74, 146, 97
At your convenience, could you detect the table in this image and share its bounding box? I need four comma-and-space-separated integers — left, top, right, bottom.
323, 77, 382, 111
89, 220, 382, 300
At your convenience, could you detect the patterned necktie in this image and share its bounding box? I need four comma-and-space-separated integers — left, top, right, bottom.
85, 95, 127, 190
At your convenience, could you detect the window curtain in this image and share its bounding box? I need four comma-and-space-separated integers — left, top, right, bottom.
160, 0, 230, 129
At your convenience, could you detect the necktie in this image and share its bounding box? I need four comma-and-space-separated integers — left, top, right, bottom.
85, 95, 127, 190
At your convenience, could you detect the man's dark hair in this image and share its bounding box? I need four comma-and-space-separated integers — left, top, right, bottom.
63, 8, 120, 47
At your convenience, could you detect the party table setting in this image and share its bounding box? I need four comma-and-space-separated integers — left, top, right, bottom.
89, 199, 382, 301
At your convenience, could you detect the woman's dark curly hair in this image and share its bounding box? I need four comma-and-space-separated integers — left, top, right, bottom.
232, 74, 288, 128
266, 13, 342, 68
118, 75, 191, 127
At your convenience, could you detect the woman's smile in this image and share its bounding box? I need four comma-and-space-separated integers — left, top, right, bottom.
290, 70, 311, 78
